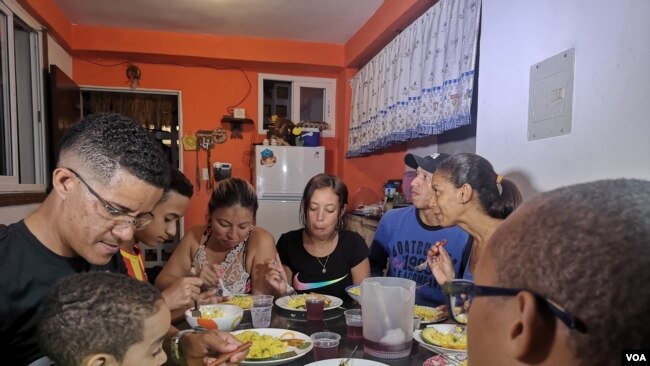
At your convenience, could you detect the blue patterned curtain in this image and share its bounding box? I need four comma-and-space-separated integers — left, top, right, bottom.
346, 0, 481, 157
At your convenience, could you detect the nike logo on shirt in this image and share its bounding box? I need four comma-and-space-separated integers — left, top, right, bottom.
293, 272, 348, 291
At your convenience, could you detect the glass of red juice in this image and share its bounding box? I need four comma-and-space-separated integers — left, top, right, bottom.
305, 298, 325, 321
310, 332, 341, 361
344, 309, 363, 340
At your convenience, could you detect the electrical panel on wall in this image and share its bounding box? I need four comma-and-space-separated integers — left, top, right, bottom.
528, 48, 575, 141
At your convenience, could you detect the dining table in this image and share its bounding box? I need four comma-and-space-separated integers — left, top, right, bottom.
175, 297, 443, 366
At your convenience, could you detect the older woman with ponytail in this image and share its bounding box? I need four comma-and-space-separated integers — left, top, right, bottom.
426, 153, 522, 282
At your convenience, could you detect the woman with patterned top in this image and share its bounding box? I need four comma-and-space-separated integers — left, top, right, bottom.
156, 178, 277, 297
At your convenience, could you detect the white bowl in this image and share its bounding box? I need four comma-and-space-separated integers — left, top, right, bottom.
185, 304, 243, 331
345, 284, 361, 303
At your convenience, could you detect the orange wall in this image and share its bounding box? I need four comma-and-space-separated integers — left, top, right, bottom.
23, 0, 434, 229
73, 58, 344, 228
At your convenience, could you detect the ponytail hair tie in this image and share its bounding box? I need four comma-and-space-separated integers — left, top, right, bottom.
496, 174, 503, 185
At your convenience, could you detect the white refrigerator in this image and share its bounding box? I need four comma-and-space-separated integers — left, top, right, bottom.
255, 145, 325, 242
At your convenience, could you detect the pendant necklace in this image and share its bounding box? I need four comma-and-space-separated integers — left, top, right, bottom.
316, 255, 330, 273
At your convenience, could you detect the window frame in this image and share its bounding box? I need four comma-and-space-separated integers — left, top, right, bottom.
0, 1, 46, 193
258, 73, 336, 138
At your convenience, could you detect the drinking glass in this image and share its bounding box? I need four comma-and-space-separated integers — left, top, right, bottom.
250, 304, 272, 328
252, 294, 274, 307
310, 331, 341, 361
413, 316, 422, 330
344, 309, 363, 340
305, 298, 325, 321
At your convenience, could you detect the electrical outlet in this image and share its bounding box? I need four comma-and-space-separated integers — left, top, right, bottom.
202, 168, 209, 180
233, 108, 245, 119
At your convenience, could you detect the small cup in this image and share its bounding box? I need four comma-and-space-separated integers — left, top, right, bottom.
250, 304, 273, 328
413, 316, 423, 331
252, 294, 274, 307
305, 298, 325, 321
344, 309, 363, 340
310, 331, 341, 361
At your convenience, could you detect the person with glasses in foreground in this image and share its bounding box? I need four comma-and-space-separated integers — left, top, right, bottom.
441, 179, 650, 366
0, 114, 248, 365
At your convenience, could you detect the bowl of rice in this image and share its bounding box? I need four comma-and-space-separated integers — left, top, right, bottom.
345, 284, 361, 303
185, 303, 243, 331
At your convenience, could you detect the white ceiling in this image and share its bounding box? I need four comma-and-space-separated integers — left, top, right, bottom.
53, 0, 384, 44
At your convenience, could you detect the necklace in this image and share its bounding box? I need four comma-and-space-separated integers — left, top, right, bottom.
315, 255, 330, 273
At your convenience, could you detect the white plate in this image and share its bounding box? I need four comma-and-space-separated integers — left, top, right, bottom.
415, 305, 448, 324
306, 359, 390, 366
413, 327, 467, 355
231, 328, 313, 366
275, 294, 343, 312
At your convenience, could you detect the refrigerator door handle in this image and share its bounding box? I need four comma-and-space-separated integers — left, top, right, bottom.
259, 193, 303, 200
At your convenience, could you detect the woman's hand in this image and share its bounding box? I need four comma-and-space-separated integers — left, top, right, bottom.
161, 276, 203, 311
427, 241, 456, 285
180, 330, 248, 366
263, 254, 289, 295
197, 289, 220, 305
197, 264, 221, 288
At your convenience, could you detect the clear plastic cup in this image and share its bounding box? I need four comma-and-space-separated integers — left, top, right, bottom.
413, 316, 422, 330
310, 331, 341, 361
250, 304, 272, 328
252, 294, 274, 307
344, 309, 363, 340
306, 298, 325, 321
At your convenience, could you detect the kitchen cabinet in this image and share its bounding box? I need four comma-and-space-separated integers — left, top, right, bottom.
343, 213, 379, 247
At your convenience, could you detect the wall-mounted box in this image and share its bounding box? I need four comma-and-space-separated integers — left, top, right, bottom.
528, 48, 575, 141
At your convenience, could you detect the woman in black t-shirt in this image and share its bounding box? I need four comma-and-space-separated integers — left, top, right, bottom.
265, 173, 370, 298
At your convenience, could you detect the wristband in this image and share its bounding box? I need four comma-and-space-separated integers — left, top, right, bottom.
170, 329, 197, 365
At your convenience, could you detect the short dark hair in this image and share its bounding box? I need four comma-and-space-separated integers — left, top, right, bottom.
208, 178, 258, 218
59, 113, 170, 188
161, 167, 193, 202
299, 173, 348, 229
38, 272, 163, 366
490, 179, 650, 365
437, 153, 522, 219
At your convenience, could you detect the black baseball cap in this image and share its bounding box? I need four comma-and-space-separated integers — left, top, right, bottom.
404, 152, 450, 173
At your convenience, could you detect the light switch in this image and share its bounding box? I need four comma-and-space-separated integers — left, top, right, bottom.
528, 48, 575, 141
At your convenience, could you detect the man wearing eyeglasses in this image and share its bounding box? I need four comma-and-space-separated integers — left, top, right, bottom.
440, 179, 650, 366
0, 114, 248, 366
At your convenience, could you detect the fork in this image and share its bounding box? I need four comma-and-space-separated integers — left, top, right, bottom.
339, 345, 358, 366
411, 239, 448, 271
191, 299, 201, 318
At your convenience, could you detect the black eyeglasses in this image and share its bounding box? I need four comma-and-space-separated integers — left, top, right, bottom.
442, 279, 587, 333
66, 168, 154, 230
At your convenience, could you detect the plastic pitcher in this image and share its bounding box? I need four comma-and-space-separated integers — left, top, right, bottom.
361, 277, 416, 359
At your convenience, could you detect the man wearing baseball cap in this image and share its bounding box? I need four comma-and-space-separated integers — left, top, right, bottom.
369, 152, 471, 306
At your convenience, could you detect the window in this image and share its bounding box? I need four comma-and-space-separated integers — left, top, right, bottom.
0, 2, 45, 193
258, 74, 336, 137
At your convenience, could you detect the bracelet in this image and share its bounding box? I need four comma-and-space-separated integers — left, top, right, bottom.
171, 329, 197, 365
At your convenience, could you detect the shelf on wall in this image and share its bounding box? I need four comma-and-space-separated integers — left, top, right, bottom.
221, 115, 254, 139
